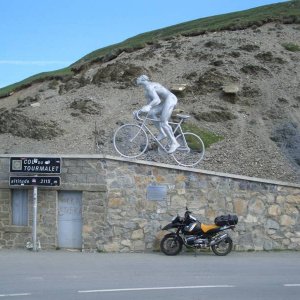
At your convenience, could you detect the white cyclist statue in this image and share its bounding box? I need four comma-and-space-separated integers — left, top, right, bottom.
135, 75, 180, 154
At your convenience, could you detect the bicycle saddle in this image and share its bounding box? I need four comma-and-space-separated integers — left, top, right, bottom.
176, 114, 190, 119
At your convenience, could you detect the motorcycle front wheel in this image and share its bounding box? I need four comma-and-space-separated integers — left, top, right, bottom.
160, 234, 183, 256
211, 236, 233, 256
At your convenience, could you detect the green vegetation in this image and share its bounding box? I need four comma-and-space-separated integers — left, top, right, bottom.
75, 0, 300, 65
282, 42, 300, 51
182, 123, 223, 148
1, 0, 299, 98
96, 248, 106, 253
0, 67, 72, 98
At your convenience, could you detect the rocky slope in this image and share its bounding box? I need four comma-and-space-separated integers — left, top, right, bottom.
0, 22, 300, 183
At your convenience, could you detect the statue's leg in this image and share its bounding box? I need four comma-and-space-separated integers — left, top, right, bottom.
160, 101, 180, 153
150, 105, 166, 140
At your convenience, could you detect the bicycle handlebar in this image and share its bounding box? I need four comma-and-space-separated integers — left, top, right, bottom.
134, 110, 160, 122
134, 110, 144, 121
134, 109, 190, 124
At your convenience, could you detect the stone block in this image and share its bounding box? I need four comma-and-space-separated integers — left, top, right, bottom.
0, 190, 10, 199
171, 195, 187, 209
131, 229, 144, 240
83, 225, 93, 233
206, 208, 217, 220
144, 200, 157, 212
62, 159, 77, 167
134, 218, 147, 229
276, 195, 286, 204
108, 197, 125, 208
175, 174, 187, 183
249, 199, 265, 214
121, 239, 132, 248
233, 198, 248, 215
133, 240, 145, 251
244, 215, 258, 223
291, 237, 300, 243
284, 203, 298, 215
177, 189, 186, 195
286, 195, 300, 204
237, 233, 254, 250
103, 242, 120, 252
268, 205, 281, 216
265, 219, 280, 230
280, 215, 296, 226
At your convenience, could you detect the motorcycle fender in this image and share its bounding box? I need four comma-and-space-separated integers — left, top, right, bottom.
163, 233, 183, 244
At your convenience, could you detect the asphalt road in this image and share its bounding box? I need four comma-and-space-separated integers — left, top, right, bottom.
0, 249, 299, 300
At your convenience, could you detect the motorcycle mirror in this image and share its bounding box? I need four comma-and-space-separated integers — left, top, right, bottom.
185, 207, 192, 213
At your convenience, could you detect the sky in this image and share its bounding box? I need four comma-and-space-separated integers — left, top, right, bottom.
0, 0, 289, 88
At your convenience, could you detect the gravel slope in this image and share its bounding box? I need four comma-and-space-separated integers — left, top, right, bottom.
0, 23, 299, 183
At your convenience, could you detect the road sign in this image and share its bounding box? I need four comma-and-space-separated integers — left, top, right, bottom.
9, 176, 61, 187
10, 157, 61, 174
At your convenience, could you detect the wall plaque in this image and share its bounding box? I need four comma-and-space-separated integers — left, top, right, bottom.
146, 185, 167, 201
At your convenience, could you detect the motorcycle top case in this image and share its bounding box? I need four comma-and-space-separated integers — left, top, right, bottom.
214, 214, 238, 226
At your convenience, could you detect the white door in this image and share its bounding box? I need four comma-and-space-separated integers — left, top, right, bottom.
58, 191, 82, 249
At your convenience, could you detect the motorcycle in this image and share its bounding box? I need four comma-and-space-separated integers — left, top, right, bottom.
160, 208, 238, 256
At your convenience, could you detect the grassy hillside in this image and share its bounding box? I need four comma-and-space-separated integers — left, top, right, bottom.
1, 0, 299, 98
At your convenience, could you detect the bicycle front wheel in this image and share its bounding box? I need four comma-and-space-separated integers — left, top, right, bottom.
113, 124, 149, 158
172, 132, 205, 167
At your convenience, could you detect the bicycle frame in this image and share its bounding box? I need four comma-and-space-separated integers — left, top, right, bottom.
135, 111, 189, 153
113, 110, 205, 167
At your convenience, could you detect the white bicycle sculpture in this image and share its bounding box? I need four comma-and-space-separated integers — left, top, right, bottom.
113, 110, 205, 167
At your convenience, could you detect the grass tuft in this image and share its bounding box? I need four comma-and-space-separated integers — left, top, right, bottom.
282, 42, 300, 52
182, 123, 223, 148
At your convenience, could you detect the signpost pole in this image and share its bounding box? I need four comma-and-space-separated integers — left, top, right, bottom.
32, 186, 38, 252
9, 157, 62, 252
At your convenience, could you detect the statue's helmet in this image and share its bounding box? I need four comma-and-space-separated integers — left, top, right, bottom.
136, 74, 149, 85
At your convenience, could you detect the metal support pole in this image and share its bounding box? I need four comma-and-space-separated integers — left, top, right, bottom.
32, 186, 38, 252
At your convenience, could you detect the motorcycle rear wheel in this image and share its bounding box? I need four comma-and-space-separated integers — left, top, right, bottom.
160, 234, 183, 256
211, 236, 233, 256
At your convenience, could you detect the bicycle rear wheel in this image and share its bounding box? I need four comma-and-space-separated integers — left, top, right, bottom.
172, 132, 205, 167
113, 124, 148, 158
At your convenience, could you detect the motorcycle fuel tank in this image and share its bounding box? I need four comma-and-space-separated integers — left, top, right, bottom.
184, 221, 201, 234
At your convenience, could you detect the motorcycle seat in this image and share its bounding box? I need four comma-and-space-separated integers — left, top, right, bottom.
201, 223, 220, 233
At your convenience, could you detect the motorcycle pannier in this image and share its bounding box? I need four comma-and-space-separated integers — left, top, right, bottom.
214, 214, 238, 226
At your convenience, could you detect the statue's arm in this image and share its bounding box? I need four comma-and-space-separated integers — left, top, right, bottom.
146, 87, 161, 108
141, 87, 161, 112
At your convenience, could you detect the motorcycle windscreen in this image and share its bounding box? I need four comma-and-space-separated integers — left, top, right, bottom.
162, 223, 179, 230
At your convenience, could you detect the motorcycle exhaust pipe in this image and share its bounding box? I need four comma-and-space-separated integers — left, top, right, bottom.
210, 233, 228, 246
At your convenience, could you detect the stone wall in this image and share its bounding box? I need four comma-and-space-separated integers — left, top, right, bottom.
0, 155, 299, 251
